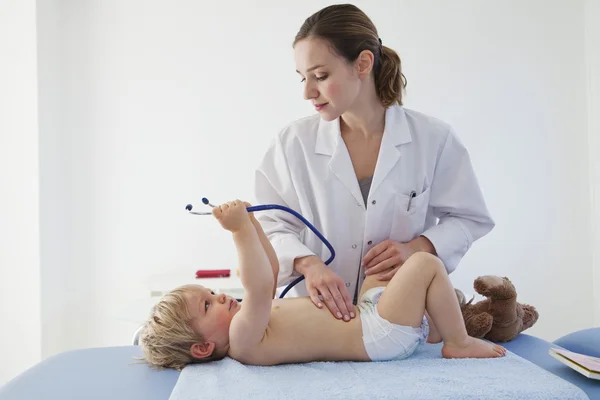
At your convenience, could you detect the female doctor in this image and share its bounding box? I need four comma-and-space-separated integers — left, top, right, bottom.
254, 4, 494, 322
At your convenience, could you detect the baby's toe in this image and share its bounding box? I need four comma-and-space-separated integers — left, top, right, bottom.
492, 345, 503, 355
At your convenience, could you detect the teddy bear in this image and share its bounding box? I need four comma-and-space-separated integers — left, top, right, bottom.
455, 275, 539, 342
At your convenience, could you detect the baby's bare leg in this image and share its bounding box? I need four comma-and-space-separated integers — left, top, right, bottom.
361, 271, 440, 344
425, 311, 441, 343
377, 252, 506, 359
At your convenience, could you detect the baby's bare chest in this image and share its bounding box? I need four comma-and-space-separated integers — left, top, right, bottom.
266, 299, 362, 343
234, 299, 367, 365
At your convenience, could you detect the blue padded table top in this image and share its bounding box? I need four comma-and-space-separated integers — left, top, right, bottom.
1, 331, 597, 400
505, 332, 599, 400
0, 346, 180, 400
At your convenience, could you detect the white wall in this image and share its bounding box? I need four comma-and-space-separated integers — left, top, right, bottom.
586, 0, 600, 327
37, 0, 93, 358
1, 0, 596, 383
399, 0, 593, 339
0, 0, 41, 385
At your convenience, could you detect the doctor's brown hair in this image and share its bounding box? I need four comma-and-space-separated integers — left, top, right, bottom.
294, 4, 407, 107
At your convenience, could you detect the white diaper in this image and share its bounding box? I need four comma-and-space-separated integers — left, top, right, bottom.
358, 286, 429, 362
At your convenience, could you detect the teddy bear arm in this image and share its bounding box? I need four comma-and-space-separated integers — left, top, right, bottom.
521, 305, 539, 331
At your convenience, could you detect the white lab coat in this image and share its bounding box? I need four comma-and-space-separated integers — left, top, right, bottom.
254, 105, 494, 300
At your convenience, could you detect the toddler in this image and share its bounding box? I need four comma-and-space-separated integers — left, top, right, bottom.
140, 200, 505, 370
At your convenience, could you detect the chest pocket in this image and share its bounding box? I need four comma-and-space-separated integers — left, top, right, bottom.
390, 187, 431, 242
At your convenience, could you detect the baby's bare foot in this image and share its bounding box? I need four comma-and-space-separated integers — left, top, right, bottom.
442, 337, 507, 359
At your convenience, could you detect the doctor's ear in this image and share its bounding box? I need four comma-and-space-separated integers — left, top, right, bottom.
355, 50, 375, 79
190, 342, 215, 359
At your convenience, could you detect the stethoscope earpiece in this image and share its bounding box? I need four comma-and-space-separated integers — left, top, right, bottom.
202, 198, 216, 208
185, 202, 212, 215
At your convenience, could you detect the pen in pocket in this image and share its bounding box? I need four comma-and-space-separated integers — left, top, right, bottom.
407, 190, 416, 211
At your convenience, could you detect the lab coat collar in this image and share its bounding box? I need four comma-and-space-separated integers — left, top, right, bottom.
315, 105, 412, 206
314, 105, 412, 156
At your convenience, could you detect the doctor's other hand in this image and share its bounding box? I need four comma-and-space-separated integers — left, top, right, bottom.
294, 255, 355, 322
212, 200, 252, 233
362, 237, 436, 281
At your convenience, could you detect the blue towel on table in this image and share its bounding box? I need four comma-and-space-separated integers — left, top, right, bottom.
168, 343, 589, 400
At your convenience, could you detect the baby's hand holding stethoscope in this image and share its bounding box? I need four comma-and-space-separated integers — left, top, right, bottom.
212, 199, 252, 233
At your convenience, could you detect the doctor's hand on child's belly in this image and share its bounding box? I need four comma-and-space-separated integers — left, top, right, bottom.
294, 255, 356, 322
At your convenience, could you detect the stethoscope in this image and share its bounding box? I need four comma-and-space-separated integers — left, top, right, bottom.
186, 197, 335, 298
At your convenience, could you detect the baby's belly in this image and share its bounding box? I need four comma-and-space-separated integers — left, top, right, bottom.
253, 297, 370, 365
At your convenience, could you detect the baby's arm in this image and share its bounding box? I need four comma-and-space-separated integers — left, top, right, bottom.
248, 207, 279, 298
212, 201, 273, 353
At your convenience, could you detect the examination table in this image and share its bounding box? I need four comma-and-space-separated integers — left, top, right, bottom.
1, 328, 598, 400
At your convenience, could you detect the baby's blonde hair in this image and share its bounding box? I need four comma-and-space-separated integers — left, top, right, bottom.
140, 285, 219, 370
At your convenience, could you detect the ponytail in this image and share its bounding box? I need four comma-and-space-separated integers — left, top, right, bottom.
375, 46, 407, 107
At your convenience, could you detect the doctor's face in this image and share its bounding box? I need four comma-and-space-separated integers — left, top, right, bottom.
294, 37, 361, 121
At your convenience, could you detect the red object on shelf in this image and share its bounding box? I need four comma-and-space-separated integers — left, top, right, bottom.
195, 269, 231, 278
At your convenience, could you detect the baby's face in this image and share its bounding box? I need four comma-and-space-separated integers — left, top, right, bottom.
184, 285, 240, 345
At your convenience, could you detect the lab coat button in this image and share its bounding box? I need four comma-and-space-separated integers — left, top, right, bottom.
345, 282, 351, 287
371, 200, 376, 205
367, 240, 373, 245
352, 244, 357, 249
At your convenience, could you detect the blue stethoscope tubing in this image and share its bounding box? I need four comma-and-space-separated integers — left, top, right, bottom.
186, 198, 335, 298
